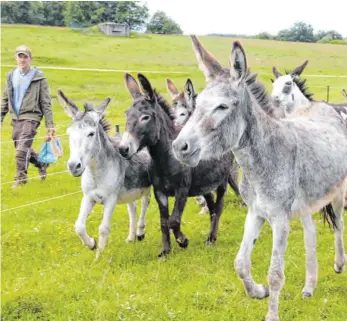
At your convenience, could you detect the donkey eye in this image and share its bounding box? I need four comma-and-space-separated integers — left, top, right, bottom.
88, 132, 95, 137
180, 112, 186, 116
216, 104, 229, 111
285, 81, 292, 86
140, 115, 150, 123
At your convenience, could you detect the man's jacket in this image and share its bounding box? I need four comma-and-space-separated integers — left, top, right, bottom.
1, 67, 54, 127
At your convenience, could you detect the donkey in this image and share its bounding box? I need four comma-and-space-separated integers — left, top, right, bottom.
271, 60, 347, 119
172, 36, 347, 321
166, 78, 240, 214
119, 73, 233, 257
57, 90, 152, 260
271, 63, 347, 208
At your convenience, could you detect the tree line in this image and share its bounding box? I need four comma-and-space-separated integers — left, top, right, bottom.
2, 3, 344, 43
211, 22, 345, 44
1, 1, 183, 34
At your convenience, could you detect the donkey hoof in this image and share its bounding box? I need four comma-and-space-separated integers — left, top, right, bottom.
199, 207, 209, 215
302, 291, 313, 299
249, 284, 269, 299
137, 234, 145, 241
258, 284, 269, 298
265, 315, 280, 321
158, 250, 170, 259
126, 237, 135, 243
90, 239, 97, 250
177, 237, 189, 248
205, 239, 216, 246
334, 263, 345, 274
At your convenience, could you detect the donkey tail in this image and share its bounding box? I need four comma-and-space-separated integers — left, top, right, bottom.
321, 203, 338, 230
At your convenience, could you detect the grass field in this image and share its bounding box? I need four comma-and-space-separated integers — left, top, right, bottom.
1, 24, 347, 321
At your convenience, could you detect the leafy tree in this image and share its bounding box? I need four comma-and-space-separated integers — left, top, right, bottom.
1, 1, 31, 24
315, 30, 343, 42
146, 11, 182, 34
255, 32, 272, 40
114, 2, 149, 31
29, 2, 45, 25
96, 1, 119, 23
63, 1, 101, 27
42, 2, 66, 26
277, 22, 315, 43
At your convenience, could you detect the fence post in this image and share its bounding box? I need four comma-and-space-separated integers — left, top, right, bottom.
326, 85, 330, 102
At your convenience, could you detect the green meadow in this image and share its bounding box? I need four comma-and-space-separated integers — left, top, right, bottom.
1, 24, 347, 321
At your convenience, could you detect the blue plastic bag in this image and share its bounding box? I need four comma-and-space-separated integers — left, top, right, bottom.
39, 141, 57, 164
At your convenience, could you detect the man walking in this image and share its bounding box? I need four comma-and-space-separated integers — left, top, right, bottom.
1, 45, 55, 187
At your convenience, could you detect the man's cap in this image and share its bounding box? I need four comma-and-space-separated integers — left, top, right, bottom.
15, 45, 32, 57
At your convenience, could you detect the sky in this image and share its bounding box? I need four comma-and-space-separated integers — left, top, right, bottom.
142, 0, 347, 37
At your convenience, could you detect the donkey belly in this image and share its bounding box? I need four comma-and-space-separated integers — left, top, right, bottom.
189, 154, 232, 196
117, 187, 150, 204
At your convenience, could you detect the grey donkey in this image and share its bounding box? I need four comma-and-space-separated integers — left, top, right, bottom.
172, 36, 347, 321
57, 90, 152, 260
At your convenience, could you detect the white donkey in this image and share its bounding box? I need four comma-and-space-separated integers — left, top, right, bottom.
172, 36, 347, 321
57, 90, 152, 260
271, 60, 347, 120
271, 62, 347, 208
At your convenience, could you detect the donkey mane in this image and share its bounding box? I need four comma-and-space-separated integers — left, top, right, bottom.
99, 117, 112, 133
244, 70, 275, 116
284, 71, 314, 101
74, 111, 112, 133
154, 89, 176, 121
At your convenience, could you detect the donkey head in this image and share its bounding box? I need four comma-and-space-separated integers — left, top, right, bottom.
271, 60, 309, 113
119, 73, 162, 159
57, 89, 111, 176
167, 78, 196, 128
172, 36, 249, 166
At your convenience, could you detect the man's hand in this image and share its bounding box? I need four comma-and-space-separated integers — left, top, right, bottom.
47, 127, 55, 137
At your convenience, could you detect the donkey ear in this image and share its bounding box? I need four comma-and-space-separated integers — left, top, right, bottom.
184, 78, 195, 110
342, 89, 347, 101
166, 79, 179, 99
272, 66, 282, 79
291, 60, 309, 77
95, 97, 111, 115
57, 89, 80, 118
190, 35, 223, 82
124, 73, 142, 99
229, 41, 247, 81
138, 73, 155, 101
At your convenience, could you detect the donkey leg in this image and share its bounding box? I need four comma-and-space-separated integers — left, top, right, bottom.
234, 211, 267, 299
154, 190, 171, 257
95, 195, 118, 261
301, 216, 318, 298
266, 218, 290, 321
332, 185, 347, 273
203, 192, 215, 215
206, 181, 227, 246
126, 202, 137, 243
137, 192, 150, 241
169, 188, 189, 249
75, 196, 97, 250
